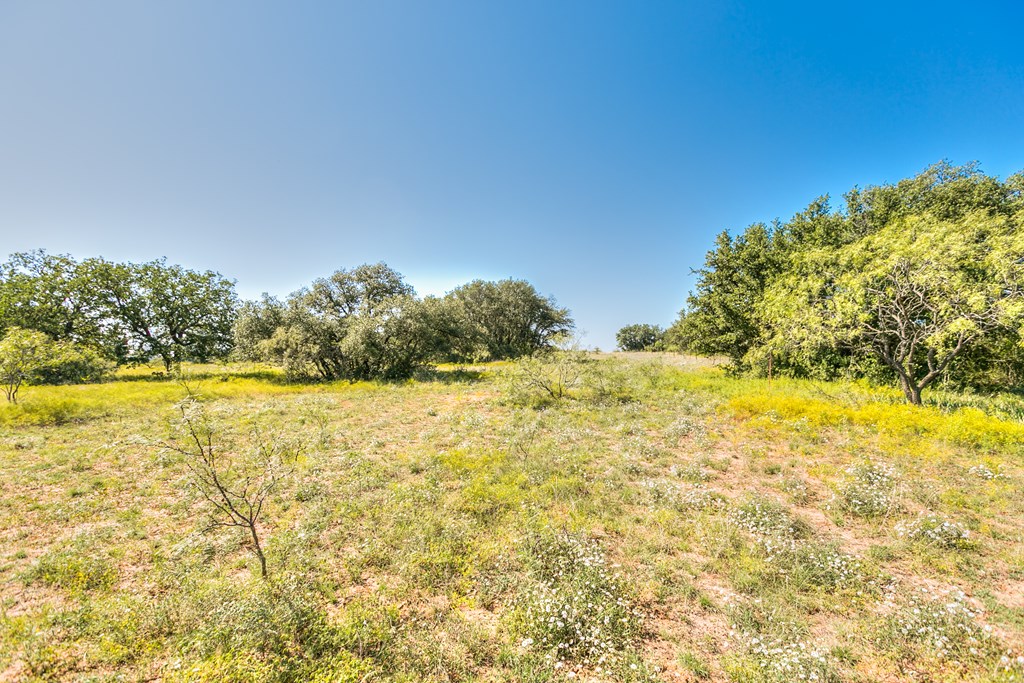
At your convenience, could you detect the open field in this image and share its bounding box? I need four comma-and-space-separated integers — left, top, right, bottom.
2, 354, 1023, 682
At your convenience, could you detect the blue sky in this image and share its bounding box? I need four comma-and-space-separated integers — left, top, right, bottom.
1, 1, 1022, 349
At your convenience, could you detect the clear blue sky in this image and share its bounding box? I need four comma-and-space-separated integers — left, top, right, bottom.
2, 2, 1022, 349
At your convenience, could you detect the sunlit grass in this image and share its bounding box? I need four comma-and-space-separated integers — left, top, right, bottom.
1, 354, 1022, 682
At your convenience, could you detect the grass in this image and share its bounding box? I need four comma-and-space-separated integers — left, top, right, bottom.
1, 354, 1023, 681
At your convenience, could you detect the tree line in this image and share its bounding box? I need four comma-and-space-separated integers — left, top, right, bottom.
0, 253, 573, 399
668, 161, 1024, 403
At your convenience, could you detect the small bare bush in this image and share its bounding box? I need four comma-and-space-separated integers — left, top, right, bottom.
158, 393, 305, 578
501, 350, 590, 404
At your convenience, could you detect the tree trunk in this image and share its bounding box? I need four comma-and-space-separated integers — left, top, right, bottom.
249, 523, 268, 578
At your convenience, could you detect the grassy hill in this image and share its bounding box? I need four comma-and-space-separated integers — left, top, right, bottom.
1, 355, 1023, 682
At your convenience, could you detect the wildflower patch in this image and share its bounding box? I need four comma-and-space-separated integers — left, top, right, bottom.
895, 514, 974, 550
834, 462, 898, 518
507, 530, 645, 678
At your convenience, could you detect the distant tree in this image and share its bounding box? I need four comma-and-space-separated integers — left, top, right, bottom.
0, 328, 55, 402
245, 264, 440, 380
445, 279, 574, 360
261, 305, 345, 380
760, 212, 1024, 404
0, 251, 107, 348
340, 295, 448, 379
90, 259, 238, 371
616, 324, 664, 351
234, 266, 577, 379
233, 294, 287, 362
305, 262, 414, 319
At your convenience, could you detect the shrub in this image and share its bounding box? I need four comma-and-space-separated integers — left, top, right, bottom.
32, 344, 113, 385
879, 587, 998, 664
895, 514, 974, 549
836, 461, 898, 517
508, 530, 644, 676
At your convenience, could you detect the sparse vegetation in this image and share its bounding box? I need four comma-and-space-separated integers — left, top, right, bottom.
2, 354, 1023, 681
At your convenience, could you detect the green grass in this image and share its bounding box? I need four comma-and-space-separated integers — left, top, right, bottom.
1, 355, 1023, 681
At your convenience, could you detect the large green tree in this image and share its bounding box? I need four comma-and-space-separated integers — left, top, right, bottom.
670, 222, 779, 366
239, 263, 440, 380
90, 259, 238, 371
760, 212, 1024, 404
0, 251, 107, 347
444, 279, 573, 361
674, 161, 1024, 389
616, 324, 664, 352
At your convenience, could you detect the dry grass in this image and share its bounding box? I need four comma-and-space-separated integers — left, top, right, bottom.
1, 356, 1022, 682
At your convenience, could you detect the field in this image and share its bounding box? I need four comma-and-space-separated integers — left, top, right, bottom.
1, 354, 1023, 682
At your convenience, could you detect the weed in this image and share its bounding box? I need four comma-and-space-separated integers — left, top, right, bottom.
670, 462, 713, 482
835, 461, 898, 517
677, 649, 711, 679
731, 499, 810, 542
895, 514, 975, 550
879, 586, 1000, 666
967, 463, 1009, 481
24, 537, 117, 592
727, 632, 838, 683
508, 529, 645, 677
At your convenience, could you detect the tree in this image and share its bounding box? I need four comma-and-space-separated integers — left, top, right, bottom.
261, 305, 346, 380
233, 294, 287, 362
235, 265, 577, 379
674, 161, 1024, 384
444, 279, 574, 360
670, 223, 779, 365
761, 212, 1024, 404
0, 251, 107, 348
241, 264, 442, 380
90, 259, 238, 371
339, 295, 449, 379
159, 393, 304, 578
0, 328, 54, 402
305, 262, 414, 319
616, 324, 664, 351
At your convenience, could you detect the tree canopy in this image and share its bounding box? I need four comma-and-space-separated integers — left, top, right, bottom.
0, 252, 238, 372
234, 266, 574, 380
90, 259, 238, 370
616, 324, 664, 352
444, 279, 574, 361
672, 162, 1024, 401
